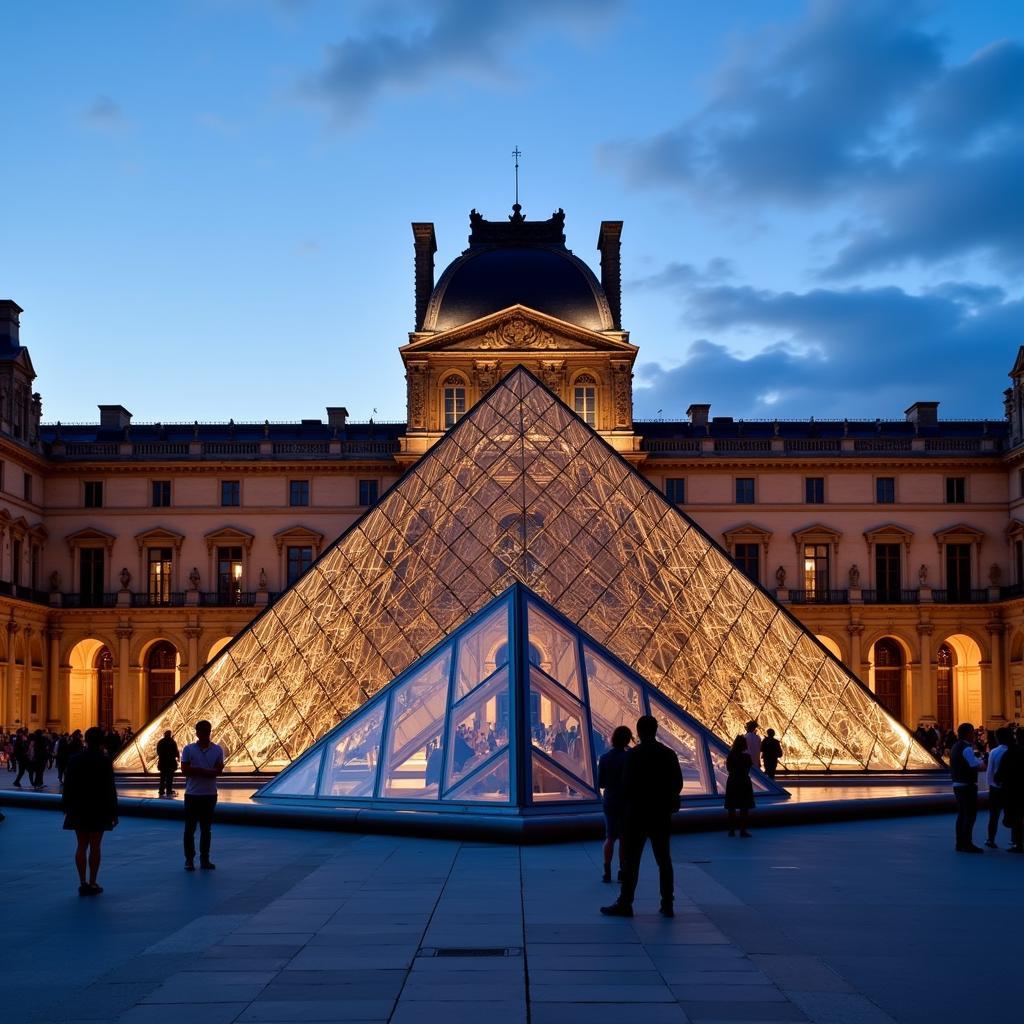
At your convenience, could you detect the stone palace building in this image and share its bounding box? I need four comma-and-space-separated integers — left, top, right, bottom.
3, 204, 1024, 739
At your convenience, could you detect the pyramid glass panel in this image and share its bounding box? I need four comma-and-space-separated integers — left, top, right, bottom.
648, 694, 714, 797
446, 751, 511, 803
531, 752, 595, 802
529, 667, 592, 788
584, 646, 644, 759
321, 702, 385, 798
126, 367, 938, 778
445, 667, 511, 793
454, 603, 510, 701
527, 604, 582, 697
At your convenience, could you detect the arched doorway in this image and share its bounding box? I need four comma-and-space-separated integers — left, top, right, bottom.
815, 635, 843, 661
96, 646, 114, 730
872, 638, 904, 722
68, 638, 111, 732
936, 643, 954, 733
146, 641, 179, 721
940, 633, 984, 727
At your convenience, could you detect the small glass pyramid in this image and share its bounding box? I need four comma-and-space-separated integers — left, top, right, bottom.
256, 584, 786, 808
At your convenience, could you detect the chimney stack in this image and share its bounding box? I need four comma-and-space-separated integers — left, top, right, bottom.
0, 300, 23, 346
326, 406, 349, 428
597, 221, 623, 329
904, 401, 939, 426
412, 222, 437, 330
687, 403, 711, 427
98, 405, 132, 431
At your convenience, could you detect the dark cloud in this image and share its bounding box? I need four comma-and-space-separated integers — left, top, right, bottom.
629, 258, 735, 291
301, 0, 618, 124
633, 279, 1024, 420
601, 1, 1024, 275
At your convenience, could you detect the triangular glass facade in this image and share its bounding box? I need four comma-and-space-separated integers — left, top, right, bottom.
257, 585, 785, 806
116, 367, 937, 775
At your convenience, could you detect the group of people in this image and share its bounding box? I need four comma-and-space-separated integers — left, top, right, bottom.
594, 716, 782, 917
55, 719, 224, 895
1, 726, 135, 791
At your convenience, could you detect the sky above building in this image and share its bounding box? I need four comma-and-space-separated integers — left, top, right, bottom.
2, 0, 1023, 425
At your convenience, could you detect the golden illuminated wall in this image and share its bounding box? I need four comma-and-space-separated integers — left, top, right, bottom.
116, 368, 937, 774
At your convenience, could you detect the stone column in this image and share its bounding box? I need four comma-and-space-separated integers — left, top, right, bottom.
115, 624, 133, 729
987, 619, 1007, 726
20, 626, 33, 726
917, 622, 935, 723
5, 619, 19, 728
46, 626, 63, 728
847, 622, 864, 682
185, 625, 202, 689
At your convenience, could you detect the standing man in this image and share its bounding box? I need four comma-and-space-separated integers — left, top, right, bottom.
950, 722, 986, 853
601, 716, 683, 919
156, 730, 180, 798
761, 728, 783, 778
181, 720, 223, 871
743, 720, 762, 772
985, 727, 1011, 848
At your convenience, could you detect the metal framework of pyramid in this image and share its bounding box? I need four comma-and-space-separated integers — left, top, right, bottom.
256, 583, 786, 808
116, 367, 938, 776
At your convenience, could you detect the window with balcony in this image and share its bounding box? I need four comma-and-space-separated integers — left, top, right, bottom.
221, 480, 240, 507
803, 543, 830, 596
805, 477, 824, 504
945, 477, 966, 504
84, 481, 103, 508
573, 375, 597, 427
148, 547, 173, 605
876, 477, 895, 503
23, 472, 32, 502
289, 479, 310, 507
11, 538, 22, 586
874, 543, 901, 601
79, 548, 105, 606
152, 480, 171, 507
217, 546, 244, 604
443, 377, 466, 429
945, 543, 972, 601
733, 543, 760, 584
664, 478, 686, 504
358, 479, 379, 507
735, 478, 755, 504
287, 545, 314, 586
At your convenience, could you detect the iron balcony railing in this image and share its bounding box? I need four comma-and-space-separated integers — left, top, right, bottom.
131, 592, 187, 608
860, 589, 920, 604
785, 589, 849, 604
0, 579, 51, 605
63, 592, 119, 608
930, 588, 993, 604
199, 591, 258, 607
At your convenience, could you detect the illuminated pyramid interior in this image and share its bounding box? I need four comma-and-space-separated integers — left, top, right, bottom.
116, 367, 937, 776
257, 583, 785, 807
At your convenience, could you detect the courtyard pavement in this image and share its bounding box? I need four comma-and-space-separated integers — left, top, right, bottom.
0, 804, 1014, 1024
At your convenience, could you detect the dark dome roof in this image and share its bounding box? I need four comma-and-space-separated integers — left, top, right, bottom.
422, 208, 613, 333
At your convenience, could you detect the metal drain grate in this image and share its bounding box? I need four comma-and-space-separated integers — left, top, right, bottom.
420, 947, 522, 958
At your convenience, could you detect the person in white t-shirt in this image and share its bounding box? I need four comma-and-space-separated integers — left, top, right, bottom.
180, 720, 224, 871
985, 727, 1012, 849
743, 721, 762, 771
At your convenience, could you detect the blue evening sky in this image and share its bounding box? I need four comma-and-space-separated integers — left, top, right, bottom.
2, 0, 1023, 425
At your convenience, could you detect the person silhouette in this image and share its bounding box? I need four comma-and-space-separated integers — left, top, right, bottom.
597, 725, 632, 883
181, 720, 224, 871
725, 735, 755, 837
600, 715, 682, 918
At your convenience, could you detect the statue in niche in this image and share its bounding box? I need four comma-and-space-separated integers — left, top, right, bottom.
848, 564, 860, 587
189, 567, 201, 591
119, 567, 131, 590
989, 563, 1002, 585
775, 565, 786, 588
258, 568, 268, 591
49, 570, 61, 593
918, 563, 928, 586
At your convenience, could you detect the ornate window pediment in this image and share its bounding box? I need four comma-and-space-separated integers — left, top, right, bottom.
934, 523, 985, 549
792, 523, 842, 554
204, 526, 254, 554
65, 526, 116, 553
863, 522, 913, 551
135, 526, 185, 554
723, 522, 773, 551
273, 525, 325, 555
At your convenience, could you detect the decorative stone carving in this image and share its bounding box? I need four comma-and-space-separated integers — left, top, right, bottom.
258, 568, 268, 591
119, 567, 131, 590
406, 361, 428, 431
848, 564, 860, 587
775, 565, 786, 587
189, 567, 201, 591
474, 360, 498, 391
610, 360, 633, 429
477, 316, 560, 351
918, 563, 929, 586
49, 570, 61, 593
989, 562, 1002, 585
538, 359, 565, 391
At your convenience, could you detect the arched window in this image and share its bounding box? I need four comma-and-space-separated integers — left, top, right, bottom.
573, 374, 597, 427
147, 641, 178, 721
873, 638, 903, 722
96, 646, 114, 730
442, 375, 466, 429
936, 643, 954, 731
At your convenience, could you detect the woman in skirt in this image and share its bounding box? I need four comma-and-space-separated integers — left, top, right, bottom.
61, 726, 118, 895
725, 734, 754, 838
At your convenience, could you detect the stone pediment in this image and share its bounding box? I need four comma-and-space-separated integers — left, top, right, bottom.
402, 306, 635, 357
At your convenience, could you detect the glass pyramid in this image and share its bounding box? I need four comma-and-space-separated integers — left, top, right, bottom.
256, 584, 785, 806
115, 366, 938, 775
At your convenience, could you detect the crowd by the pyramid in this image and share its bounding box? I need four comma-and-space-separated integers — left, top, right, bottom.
1, 726, 135, 790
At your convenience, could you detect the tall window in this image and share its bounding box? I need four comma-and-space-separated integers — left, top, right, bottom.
875, 543, 901, 601
573, 375, 597, 427
23, 472, 31, 502
221, 480, 240, 507
84, 481, 104, 508
664, 478, 686, 504
733, 543, 760, 584
148, 547, 173, 605
876, 477, 895, 503
358, 479, 379, 506
945, 477, 966, 504
151, 480, 171, 507
217, 546, 244, 603
96, 646, 114, 730
873, 639, 904, 722
936, 643, 953, 730
289, 480, 310, 507
1016, 539, 1024, 585
443, 376, 466, 429
805, 477, 824, 504
146, 641, 178, 721
946, 543, 972, 601
735, 478, 755, 504
79, 548, 104, 605
11, 538, 22, 586
803, 543, 830, 595
287, 545, 314, 585
30, 545, 39, 590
